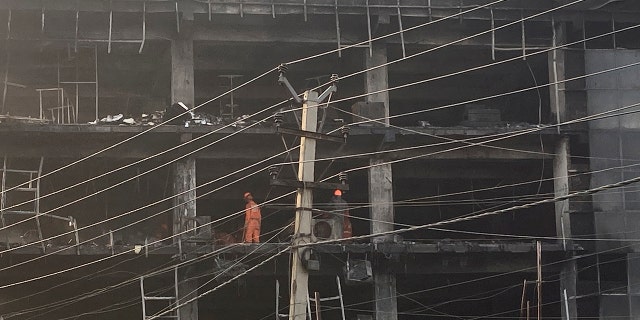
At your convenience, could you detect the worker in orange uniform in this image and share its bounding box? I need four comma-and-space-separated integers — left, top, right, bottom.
329, 189, 352, 239
243, 192, 261, 243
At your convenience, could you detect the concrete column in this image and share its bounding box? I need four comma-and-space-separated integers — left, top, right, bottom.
172, 133, 198, 320
365, 43, 398, 320
171, 21, 198, 319
364, 43, 390, 124
171, 22, 194, 106
549, 21, 567, 125
173, 134, 197, 241
554, 137, 577, 320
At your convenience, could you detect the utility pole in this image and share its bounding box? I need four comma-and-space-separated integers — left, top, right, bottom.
289, 88, 318, 320
276, 65, 337, 320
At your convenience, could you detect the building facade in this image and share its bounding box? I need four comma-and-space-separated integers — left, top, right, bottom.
1, 0, 640, 319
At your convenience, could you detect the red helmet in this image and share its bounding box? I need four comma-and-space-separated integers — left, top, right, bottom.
334, 189, 342, 196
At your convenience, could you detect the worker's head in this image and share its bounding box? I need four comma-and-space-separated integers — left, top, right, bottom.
334, 189, 342, 197
243, 192, 253, 201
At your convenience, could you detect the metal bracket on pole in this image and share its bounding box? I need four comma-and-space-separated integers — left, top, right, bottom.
270, 179, 349, 191
278, 66, 337, 104
139, 1, 146, 54
277, 64, 303, 104
317, 76, 337, 102
276, 126, 344, 143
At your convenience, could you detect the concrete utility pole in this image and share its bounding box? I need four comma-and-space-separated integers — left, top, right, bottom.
289, 89, 318, 320
277, 65, 337, 320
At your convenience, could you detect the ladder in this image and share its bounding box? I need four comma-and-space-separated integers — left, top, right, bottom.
140, 267, 180, 320
218, 75, 242, 119
36, 88, 77, 124
0, 156, 46, 252
275, 276, 346, 320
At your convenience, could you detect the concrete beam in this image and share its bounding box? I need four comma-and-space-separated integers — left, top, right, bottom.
2, 1, 640, 23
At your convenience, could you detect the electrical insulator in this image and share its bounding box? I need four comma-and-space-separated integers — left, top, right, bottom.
338, 172, 348, 184
268, 166, 280, 180
278, 63, 288, 75
340, 125, 350, 139
330, 73, 339, 83
274, 112, 284, 127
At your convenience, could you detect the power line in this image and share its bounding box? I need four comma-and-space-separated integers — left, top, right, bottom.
0, 0, 512, 205
1, 68, 637, 286
0, 0, 622, 241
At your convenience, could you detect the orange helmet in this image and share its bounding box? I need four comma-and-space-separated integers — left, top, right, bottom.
243, 192, 252, 199
334, 189, 342, 196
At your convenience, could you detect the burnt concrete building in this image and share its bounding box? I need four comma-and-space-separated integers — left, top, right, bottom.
0, 0, 640, 319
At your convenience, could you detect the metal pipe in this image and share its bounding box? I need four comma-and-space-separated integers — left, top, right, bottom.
208, 0, 212, 21
271, 0, 275, 18
73, 218, 80, 255
94, 45, 99, 121
536, 241, 541, 320
520, 279, 527, 319
139, 1, 146, 54
1, 50, 9, 114
41, 7, 45, 33
39, 90, 43, 119
75, 56, 79, 122
490, 8, 495, 60
335, 0, 341, 57
397, 0, 406, 58
275, 280, 279, 320
365, 0, 372, 57
75, 11, 79, 52
582, 18, 587, 50
521, 11, 526, 60
60, 81, 97, 84
303, 0, 307, 21
336, 276, 346, 320
551, 17, 561, 134
611, 14, 616, 48
175, 1, 180, 33
109, 230, 114, 255
108, 9, 113, 53
6, 10, 11, 40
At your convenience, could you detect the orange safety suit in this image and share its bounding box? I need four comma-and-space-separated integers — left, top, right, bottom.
342, 210, 352, 238
244, 200, 261, 243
